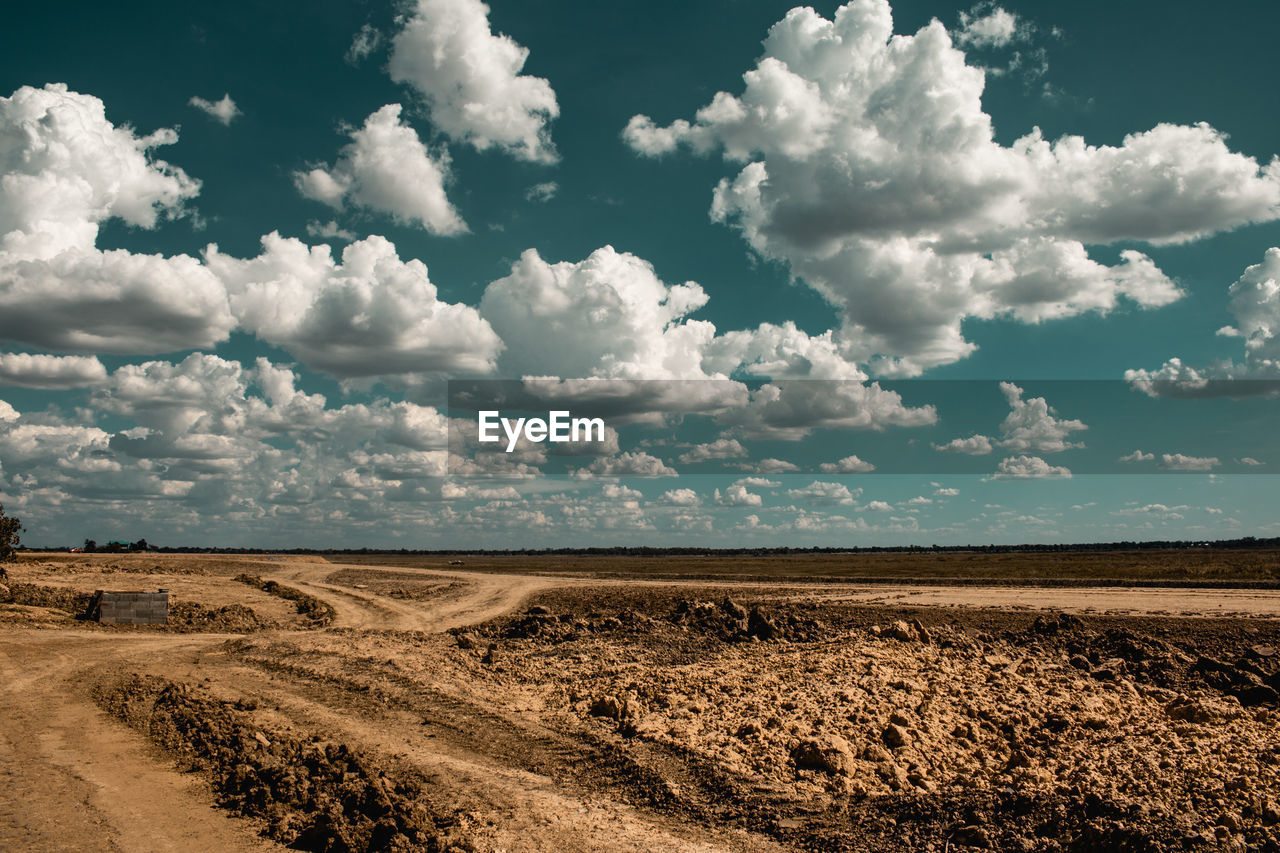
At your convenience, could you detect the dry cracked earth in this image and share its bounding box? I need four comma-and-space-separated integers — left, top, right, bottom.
2, 551, 1280, 852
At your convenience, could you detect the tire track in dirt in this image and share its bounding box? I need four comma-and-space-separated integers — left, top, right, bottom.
259, 561, 555, 633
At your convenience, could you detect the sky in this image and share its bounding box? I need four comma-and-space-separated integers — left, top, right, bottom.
1, 0, 1279, 548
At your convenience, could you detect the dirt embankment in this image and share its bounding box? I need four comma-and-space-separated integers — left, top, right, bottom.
235, 574, 337, 627
95, 675, 472, 852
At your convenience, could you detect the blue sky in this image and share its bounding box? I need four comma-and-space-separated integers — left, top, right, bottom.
0, 0, 1278, 547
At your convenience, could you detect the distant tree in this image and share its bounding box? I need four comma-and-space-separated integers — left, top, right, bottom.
84, 539, 97, 553
0, 503, 22, 574
131, 538, 148, 552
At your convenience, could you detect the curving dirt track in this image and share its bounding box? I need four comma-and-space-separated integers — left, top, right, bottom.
0, 557, 782, 852
2, 553, 1279, 851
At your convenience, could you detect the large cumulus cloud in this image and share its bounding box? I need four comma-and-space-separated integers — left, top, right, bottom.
207, 232, 502, 382
294, 104, 467, 236
388, 0, 559, 163
0, 84, 234, 353
625, 0, 1280, 375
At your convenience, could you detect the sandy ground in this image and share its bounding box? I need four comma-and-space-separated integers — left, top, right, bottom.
1, 553, 1278, 851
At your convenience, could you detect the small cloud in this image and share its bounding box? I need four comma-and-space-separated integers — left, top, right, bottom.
738, 458, 800, 475
786, 481, 858, 506
933, 486, 960, 497
601, 483, 643, 501
818, 454, 875, 473
679, 438, 747, 464
997, 382, 1086, 453
188, 93, 241, 125
956, 5, 1024, 49
733, 477, 780, 488
1118, 450, 1155, 463
715, 484, 762, 507
658, 488, 700, 506
305, 220, 356, 241
1238, 457, 1266, 467
346, 24, 383, 64
524, 181, 559, 203
986, 455, 1071, 480
572, 451, 677, 479
933, 434, 994, 455
1159, 453, 1220, 472
1115, 503, 1189, 520
862, 500, 893, 512
905, 496, 932, 506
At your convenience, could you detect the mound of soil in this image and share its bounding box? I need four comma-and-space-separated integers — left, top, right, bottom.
96, 674, 469, 852
167, 602, 265, 633
235, 574, 336, 626
0, 582, 95, 616
462, 587, 1280, 852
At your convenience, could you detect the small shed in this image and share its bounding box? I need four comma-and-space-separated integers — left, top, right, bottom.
91, 588, 170, 625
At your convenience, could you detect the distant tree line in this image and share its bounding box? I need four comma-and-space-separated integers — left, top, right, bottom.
24, 535, 1278, 556
80, 538, 150, 554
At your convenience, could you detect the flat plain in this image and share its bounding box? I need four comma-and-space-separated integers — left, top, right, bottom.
2, 549, 1279, 852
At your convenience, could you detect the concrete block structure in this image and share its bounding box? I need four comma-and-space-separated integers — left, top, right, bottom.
92, 589, 169, 625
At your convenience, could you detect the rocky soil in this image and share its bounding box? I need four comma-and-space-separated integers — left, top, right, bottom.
453, 591, 1280, 851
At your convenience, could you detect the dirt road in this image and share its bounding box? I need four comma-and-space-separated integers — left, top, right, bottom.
0, 559, 777, 852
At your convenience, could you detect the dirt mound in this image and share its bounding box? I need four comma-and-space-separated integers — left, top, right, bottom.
470, 596, 824, 647
0, 582, 95, 616
167, 601, 265, 633
235, 574, 336, 626
96, 674, 468, 852
671, 597, 825, 642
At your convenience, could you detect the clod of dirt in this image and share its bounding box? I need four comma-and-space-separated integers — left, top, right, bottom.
590, 695, 625, 721
889, 620, 917, 642
791, 734, 854, 776
954, 824, 991, 848
882, 723, 910, 749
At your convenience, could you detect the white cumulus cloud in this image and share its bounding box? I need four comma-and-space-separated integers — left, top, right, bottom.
819, 454, 875, 473
0, 84, 234, 354
0, 353, 107, 388
678, 438, 748, 464
1128, 248, 1280, 395
388, 0, 559, 163
715, 483, 763, 506
294, 104, 466, 236
1159, 453, 1219, 471
996, 382, 1086, 452
480, 246, 715, 380
933, 434, 994, 455
787, 480, 857, 505
207, 232, 501, 381
572, 451, 677, 480
659, 488, 700, 506
625, 0, 1279, 375
988, 455, 1071, 479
